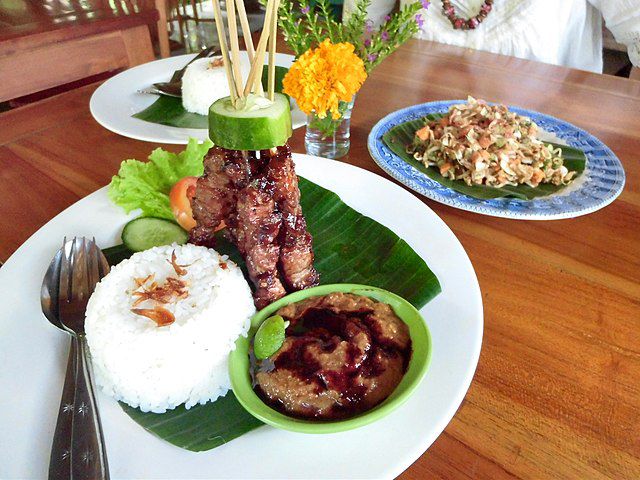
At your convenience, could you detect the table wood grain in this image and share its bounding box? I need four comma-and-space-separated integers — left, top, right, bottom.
1, 40, 639, 479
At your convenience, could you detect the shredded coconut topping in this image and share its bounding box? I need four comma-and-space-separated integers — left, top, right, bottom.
407, 97, 577, 188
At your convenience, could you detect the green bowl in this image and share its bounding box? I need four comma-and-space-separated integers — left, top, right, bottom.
228, 284, 432, 434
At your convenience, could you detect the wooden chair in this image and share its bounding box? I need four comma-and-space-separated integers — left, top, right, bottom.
137, 0, 171, 57
165, 0, 263, 53
0, 3, 159, 103
154, 0, 172, 57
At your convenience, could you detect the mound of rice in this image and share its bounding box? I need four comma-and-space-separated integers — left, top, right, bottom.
85, 243, 255, 413
182, 56, 249, 115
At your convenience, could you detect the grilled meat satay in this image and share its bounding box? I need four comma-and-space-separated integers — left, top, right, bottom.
189, 147, 252, 246
236, 175, 287, 309
221, 149, 255, 244
189, 144, 318, 308
263, 145, 319, 291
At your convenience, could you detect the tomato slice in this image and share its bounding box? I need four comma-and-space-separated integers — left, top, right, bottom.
169, 177, 198, 231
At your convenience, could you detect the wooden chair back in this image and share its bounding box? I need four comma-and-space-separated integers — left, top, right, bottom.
0, 7, 158, 103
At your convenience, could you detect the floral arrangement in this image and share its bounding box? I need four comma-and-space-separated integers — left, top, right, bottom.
283, 39, 367, 135
279, 0, 428, 73
279, 0, 428, 139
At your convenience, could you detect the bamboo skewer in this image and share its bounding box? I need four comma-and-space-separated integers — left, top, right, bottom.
236, 0, 255, 60
243, 0, 275, 97
236, 0, 263, 95
252, 0, 279, 94
211, 0, 237, 104
213, 0, 279, 102
267, 0, 280, 101
226, 0, 245, 102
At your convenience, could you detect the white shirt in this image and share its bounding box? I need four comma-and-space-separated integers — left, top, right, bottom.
343, 0, 640, 73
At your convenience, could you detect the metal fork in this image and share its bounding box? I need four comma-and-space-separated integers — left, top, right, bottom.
57, 237, 110, 480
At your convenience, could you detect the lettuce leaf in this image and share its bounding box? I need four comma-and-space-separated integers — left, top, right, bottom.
108, 138, 213, 219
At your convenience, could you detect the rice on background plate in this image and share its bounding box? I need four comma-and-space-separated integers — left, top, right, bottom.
182, 56, 250, 115
85, 244, 255, 413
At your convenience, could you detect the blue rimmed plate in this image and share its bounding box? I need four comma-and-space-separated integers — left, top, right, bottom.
368, 100, 625, 220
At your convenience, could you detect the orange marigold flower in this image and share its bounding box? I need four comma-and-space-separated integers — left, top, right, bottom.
283, 39, 367, 119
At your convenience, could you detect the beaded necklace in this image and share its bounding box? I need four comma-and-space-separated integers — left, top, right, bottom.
441, 0, 494, 30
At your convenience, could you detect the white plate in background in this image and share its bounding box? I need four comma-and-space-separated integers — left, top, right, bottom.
90, 53, 305, 145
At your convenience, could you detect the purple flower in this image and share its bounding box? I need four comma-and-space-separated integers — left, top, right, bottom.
384, 14, 391, 21
381, 30, 389, 41
300, 5, 310, 14
367, 53, 378, 62
421, 0, 430, 8
365, 20, 374, 33
364, 38, 372, 47
415, 13, 424, 28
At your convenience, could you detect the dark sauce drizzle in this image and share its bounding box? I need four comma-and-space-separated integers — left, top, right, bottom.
254, 306, 412, 419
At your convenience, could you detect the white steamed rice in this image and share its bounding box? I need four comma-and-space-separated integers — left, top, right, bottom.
85, 243, 255, 413
182, 56, 249, 115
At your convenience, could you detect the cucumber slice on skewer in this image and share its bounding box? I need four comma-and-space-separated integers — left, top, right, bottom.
209, 93, 292, 151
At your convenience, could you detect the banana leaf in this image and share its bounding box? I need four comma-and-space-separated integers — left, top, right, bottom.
133, 66, 289, 129
103, 175, 441, 451
381, 115, 587, 200
119, 392, 263, 451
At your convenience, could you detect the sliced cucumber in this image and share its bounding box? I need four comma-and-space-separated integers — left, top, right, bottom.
209, 93, 292, 151
121, 217, 188, 252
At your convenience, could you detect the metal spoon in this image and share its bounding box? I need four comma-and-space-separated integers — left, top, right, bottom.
137, 86, 182, 98
44, 238, 110, 479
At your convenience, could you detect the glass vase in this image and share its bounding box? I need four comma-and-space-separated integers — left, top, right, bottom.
304, 98, 355, 159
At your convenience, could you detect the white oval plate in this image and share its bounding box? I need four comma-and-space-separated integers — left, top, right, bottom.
90, 53, 306, 145
0, 154, 482, 479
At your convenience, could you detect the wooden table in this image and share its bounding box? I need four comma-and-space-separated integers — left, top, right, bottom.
1, 40, 639, 479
